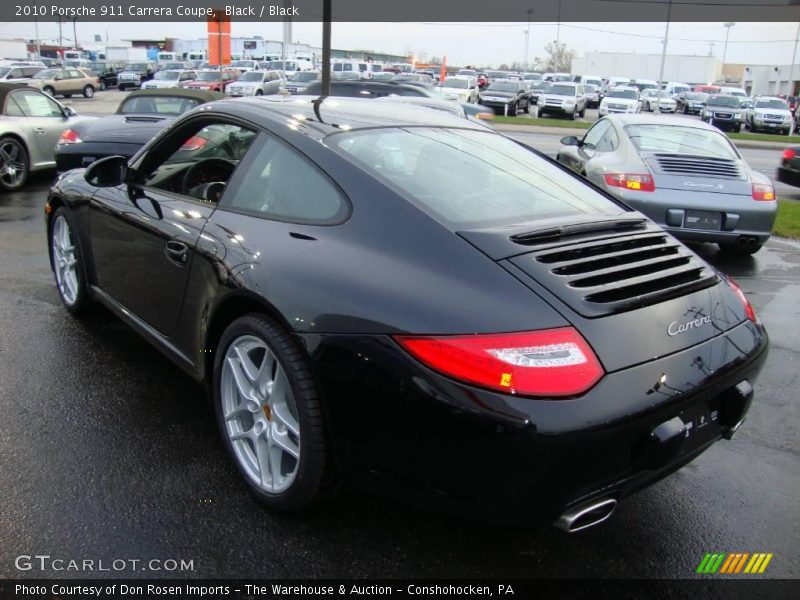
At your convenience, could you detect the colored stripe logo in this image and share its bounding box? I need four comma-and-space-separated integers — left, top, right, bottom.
696, 552, 773, 574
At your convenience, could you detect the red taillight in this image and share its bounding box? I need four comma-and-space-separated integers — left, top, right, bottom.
394, 327, 604, 397
603, 173, 655, 192
752, 182, 776, 201
726, 277, 756, 323
180, 135, 208, 151
782, 148, 796, 161
57, 129, 82, 145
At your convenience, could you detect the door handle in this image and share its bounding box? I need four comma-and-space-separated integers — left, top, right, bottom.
164, 240, 189, 265
34, 127, 46, 134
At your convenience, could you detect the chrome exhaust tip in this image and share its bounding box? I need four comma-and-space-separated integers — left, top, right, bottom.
554, 498, 617, 533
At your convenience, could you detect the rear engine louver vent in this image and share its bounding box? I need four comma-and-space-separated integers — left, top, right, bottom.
513, 228, 718, 317
653, 154, 742, 179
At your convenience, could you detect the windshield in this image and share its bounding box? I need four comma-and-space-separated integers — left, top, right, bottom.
708, 95, 740, 108
548, 84, 577, 96
584, 84, 597, 93
288, 71, 316, 82
584, 79, 602, 86
240, 71, 265, 82
524, 74, 542, 80
457, 69, 476, 76
233, 60, 256, 68
487, 82, 518, 92
89, 63, 106, 71
532, 83, 551, 91
154, 71, 180, 80
332, 128, 622, 228
443, 78, 469, 89
0, 68, 10, 77
32, 69, 58, 79
607, 89, 638, 99
685, 93, 709, 101
196, 71, 224, 81
625, 125, 737, 159
755, 99, 789, 110
486, 71, 507, 79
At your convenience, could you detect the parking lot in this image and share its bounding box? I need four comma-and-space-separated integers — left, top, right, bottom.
1, 154, 798, 579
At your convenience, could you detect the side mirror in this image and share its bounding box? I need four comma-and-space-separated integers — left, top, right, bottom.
85, 155, 128, 187
561, 135, 581, 147
64, 106, 77, 117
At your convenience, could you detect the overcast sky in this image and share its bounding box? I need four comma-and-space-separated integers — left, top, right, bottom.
3, 21, 798, 67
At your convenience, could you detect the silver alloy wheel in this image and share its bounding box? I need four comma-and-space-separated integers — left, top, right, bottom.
0, 141, 26, 188
51, 215, 79, 305
221, 335, 301, 494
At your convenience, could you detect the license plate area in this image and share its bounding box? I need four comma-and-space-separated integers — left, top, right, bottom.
684, 210, 722, 231
679, 397, 722, 449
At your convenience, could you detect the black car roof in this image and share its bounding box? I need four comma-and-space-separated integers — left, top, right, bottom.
116, 87, 225, 113
207, 95, 484, 138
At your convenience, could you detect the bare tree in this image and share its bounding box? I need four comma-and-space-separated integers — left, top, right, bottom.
429, 56, 442, 65
542, 41, 576, 72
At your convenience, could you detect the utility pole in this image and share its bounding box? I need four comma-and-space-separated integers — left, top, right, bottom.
655, 0, 673, 113
58, 17, 62, 51
708, 42, 715, 57
524, 8, 533, 71
321, 0, 331, 96
556, 0, 561, 48
72, 18, 78, 51
789, 21, 800, 97
33, 18, 41, 61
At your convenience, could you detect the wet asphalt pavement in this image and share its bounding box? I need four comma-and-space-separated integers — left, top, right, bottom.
0, 177, 798, 581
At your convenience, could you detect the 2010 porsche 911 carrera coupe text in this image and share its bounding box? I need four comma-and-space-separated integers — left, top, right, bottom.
46, 96, 768, 531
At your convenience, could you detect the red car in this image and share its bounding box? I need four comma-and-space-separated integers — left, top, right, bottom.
184, 69, 240, 92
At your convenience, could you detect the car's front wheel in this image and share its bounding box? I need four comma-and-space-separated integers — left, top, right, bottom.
50, 208, 92, 314
0, 137, 29, 191
99, 80, 106, 91
83, 85, 95, 98
214, 314, 329, 510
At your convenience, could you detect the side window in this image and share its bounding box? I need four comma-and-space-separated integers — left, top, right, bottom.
224, 135, 348, 224
333, 64, 343, 72
10, 69, 23, 78
8, 89, 64, 117
141, 122, 257, 201
582, 120, 611, 149
343, 64, 353, 72
595, 124, 620, 152
69, 70, 83, 79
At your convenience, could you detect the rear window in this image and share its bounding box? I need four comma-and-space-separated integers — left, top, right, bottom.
120, 96, 201, 115
707, 95, 740, 107
624, 124, 738, 159
331, 127, 622, 228
547, 84, 577, 96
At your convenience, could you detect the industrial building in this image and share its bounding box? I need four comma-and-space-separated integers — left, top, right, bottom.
571, 51, 722, 85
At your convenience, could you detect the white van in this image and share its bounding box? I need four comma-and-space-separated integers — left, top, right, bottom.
331, 60, 381, 79
664, 82, 691, 97
157, 52, 178, 63
720, 87, 748, 99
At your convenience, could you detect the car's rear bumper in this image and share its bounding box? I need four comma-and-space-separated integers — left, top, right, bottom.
613, 191, 777, 244
300, 319, 767, 525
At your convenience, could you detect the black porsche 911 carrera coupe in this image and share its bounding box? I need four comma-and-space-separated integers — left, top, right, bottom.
46, 96, 767, 531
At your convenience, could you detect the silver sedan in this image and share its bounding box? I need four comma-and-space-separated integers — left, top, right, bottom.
556, 114, 777, 255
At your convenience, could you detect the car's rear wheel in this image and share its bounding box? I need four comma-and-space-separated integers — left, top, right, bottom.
99, 80, 106, 91
43, 86, 55, 96
255, 89, 263, 96
214, 314, 329, 510
83, 85, 95, 98
0, 137, 29, 192
50, 208, 92, 314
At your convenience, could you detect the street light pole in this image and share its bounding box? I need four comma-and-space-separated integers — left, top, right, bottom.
72, 18, 78, 51
321, 0, 331, 96
789, 21, 800, 97
655, 0, 673, 113
556, 0, 561, 48
722, 22, 735, 71
524, 8, 533, 71
33, 18, 41, 61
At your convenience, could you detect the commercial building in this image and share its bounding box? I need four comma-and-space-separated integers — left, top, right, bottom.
742, 65, 800, 96
572, 51, 722, 85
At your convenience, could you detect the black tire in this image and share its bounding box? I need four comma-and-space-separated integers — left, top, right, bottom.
682, 105, 688, 114
82, 85, 95, 98
525, 101, 531, 114
0, 136, 29, 192
569, 108, 576, 120
43, 86, 55, 96
719, 243, 762, 256
213, 313, 330, 511
579, 106, 586, 118
255, 89, 263, 96
99, 80, 106, 91
63, 94, 72, 98
507, 102, 517, 117
49, 207, 94, 315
